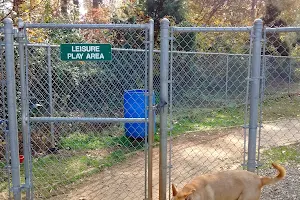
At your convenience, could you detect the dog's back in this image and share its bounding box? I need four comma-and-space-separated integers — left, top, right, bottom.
172, 163, 286, 200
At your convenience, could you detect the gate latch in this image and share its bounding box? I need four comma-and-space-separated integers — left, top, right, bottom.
154, 101, 167, 113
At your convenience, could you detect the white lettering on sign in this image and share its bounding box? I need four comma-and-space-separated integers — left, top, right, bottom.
86, 53, 105, 59
71, 46, 100, 52
67, 53, 84, 59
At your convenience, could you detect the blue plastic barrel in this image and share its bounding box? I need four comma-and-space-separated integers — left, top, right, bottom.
124, 89, 155, 138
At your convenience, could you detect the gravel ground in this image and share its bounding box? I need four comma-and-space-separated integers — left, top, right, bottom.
260, 164, 300, 200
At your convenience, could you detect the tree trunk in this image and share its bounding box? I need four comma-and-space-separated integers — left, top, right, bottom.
251, 0, 257, 21
61, 0, 68, 16
93, 0, 99, 8
12, 0, 24, 16
73, 0, 79, 8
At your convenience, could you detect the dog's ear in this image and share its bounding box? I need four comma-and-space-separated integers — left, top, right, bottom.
172, 184, 178, 196
183, 188, 196, 199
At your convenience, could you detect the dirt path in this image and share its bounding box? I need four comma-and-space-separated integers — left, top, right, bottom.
33, 119, 300, 199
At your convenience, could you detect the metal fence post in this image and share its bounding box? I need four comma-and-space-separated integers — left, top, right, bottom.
4, 18, 22, 200
159, 18, 170, 200
17, 18, 32, 199
247, 19, 263, 172
147, 19, 155, 200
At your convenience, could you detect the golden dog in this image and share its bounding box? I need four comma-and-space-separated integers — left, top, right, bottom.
172, 163, 285, 200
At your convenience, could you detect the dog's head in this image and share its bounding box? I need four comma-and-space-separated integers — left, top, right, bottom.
171, 184, 196, 200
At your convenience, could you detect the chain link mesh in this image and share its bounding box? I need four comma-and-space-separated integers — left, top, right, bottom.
259, 28, 300, 170
21, 25, 153, 199
168, 28, 252, 194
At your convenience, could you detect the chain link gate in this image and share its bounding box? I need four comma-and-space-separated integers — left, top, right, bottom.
257, 26, 300, 177
158, 19, 266, 199
2, 18, 156, 200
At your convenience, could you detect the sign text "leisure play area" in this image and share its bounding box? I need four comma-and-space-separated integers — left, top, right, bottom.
60, 44, 112, 61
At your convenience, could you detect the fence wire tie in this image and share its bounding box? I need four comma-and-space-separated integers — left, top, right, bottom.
245, 76, 264, 81
13, 28, 18, 38
242, 124, 263, 129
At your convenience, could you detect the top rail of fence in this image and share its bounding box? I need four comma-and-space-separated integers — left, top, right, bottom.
265, 27, 300, 32
171, 26, 253, 33
24, 23, 150, 30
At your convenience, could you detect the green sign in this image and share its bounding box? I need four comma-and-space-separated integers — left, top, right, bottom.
60, 44, 112, 61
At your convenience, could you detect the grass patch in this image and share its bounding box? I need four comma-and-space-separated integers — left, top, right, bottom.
170, 94, 300, 136
262, 95, 300, 121
60, 133, 145, 151
59, 132, 107, 150
172, 106, 245, 135
261, 145, 300, 168
0, 161, 9, 192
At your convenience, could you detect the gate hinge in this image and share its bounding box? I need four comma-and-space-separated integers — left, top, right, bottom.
10, 186, 21, 194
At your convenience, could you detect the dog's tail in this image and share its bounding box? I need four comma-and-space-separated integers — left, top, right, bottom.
260, 163, 286, 186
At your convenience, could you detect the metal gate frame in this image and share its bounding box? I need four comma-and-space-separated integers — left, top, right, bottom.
3, 18, 155, 200
3, 18, 22, 200
158, 19, 264, 200
257, 26, 300, 169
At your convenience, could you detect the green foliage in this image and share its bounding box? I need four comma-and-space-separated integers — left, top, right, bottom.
103, 150, 126, 167
171, 53, 249, 108
145, 0, 185, 23
173, 21, 197, 51
48, 29, 85, 44
60, 132, 145, 151
172, 106, 245, 135
60, 133, 106, 150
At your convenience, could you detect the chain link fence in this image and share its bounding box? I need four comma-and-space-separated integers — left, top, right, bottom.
0, 26, 12, 199
166, 26, 253, 197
